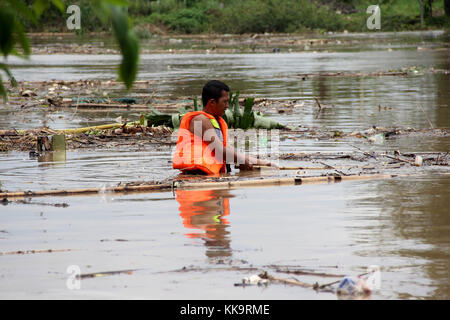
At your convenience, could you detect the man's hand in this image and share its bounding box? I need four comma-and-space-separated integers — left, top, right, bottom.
256, 159, 279, 169
237, 159, 279, 171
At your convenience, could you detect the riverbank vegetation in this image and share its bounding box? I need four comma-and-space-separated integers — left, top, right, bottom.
24, 0, 450, 34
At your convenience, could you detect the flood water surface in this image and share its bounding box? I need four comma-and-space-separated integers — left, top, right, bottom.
0, 176, 449, 299
0, 31, 449, 299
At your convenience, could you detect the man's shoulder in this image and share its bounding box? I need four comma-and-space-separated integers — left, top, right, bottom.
188, 112, 210, 122
185, 112, 213, 131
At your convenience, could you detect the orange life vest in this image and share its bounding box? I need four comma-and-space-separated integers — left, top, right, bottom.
173, 111, 228, 175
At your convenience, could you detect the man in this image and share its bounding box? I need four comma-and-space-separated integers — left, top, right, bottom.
173, 80, 277, 175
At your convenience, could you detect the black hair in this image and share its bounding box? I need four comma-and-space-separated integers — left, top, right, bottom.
202, 80, 230, 107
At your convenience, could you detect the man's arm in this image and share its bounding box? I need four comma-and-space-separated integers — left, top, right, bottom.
188, 114, 276, 170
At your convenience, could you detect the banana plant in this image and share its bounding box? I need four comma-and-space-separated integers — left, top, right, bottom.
224, 92, 285, 130
141, 94, 285, 130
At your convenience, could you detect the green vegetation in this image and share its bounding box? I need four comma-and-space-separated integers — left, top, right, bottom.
143, 94, 285, 130
22, 0, 450, 35
353, 0, 450, 31
224, 92, 285, 130
1, 1, 449, 100
8, 1, 450, 35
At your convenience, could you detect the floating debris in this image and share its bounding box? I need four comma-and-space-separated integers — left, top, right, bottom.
0, 249, 72, 256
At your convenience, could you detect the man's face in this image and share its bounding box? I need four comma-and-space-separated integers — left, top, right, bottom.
209, 90, 229, 117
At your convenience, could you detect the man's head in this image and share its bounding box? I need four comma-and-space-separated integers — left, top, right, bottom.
202, 80, 230, 118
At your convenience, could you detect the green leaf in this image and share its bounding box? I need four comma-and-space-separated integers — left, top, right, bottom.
139, 114, 147, 126
50, 0, 65, 12
171, 114, 181, 129
177, 106, 191, 115
254, 113, 285, 129
224, 109, 234, 127
149, 107, 164, 116
104, 0, 129, 6
193, 98, 198, 111
233, 91, 240, 115
228, 91, 233, 110
33, 0, 50, 19
244, 97, 254, 115
111, 5, 139, 90
241, 98, 255, 130
0, 74, 6, 102
0, 63, 16, 102
0, 9, 15, 57
0, 63, 17, 87
14, 19, 30, 57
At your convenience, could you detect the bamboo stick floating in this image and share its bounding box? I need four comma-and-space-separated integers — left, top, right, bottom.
0, 122, 147, 136
254, 165, 365, 170
67, 103, 149, 109
0, 183, 173, 199
0, 173, 412, 200
57, 123, 124, 134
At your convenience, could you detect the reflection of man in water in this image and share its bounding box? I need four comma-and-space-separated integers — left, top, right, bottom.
176, 189, 232, 258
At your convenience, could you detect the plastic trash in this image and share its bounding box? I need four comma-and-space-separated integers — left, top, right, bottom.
368, 133, 385, 145
337, 276, 371, 296
337, 265, 380, 296
242, 274, 268, 286
364, 127, 377, 135
414, 155, 423, 166
364, 265, 381, 292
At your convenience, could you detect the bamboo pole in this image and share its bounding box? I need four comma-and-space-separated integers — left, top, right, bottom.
1, 173, 411, 199
0, 122, 149, 136
255, 165, 367, 170
57, 123, 124, 134
0, 123, 124, 135
0, 249, 72, 256
0, 183, 173, 199
339, 174, 394, 181
65, 103, 149, 109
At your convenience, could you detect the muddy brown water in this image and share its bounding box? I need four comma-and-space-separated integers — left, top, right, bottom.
0, 31, 449, 299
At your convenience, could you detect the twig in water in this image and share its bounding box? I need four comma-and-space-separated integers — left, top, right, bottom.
259, 271, 312, 288
418, 104, 434, 129
315, 272, 369, 290
273, 268, 345, 278
0, 249, 72, 256
382, 154, 415, 165
348, 144, 378, 160
314, 97, 322, 110
68, 93, 81, 121
79, 269, 137, 279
